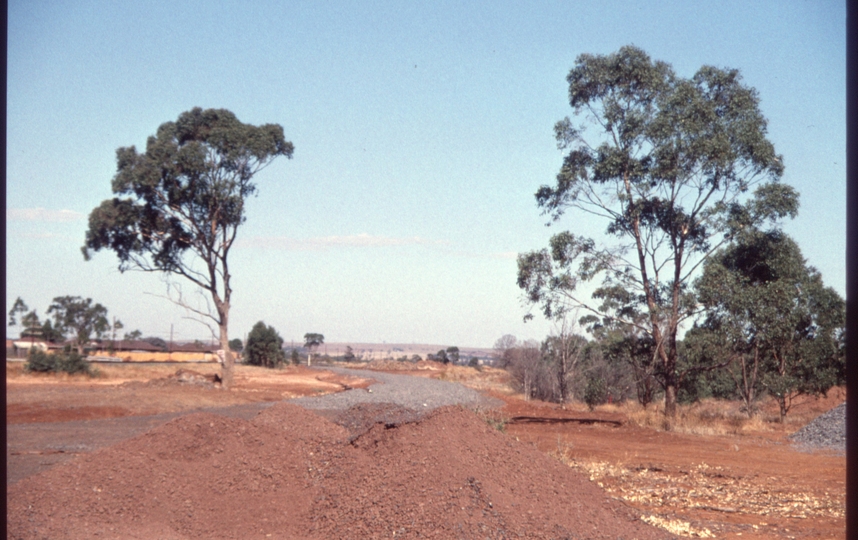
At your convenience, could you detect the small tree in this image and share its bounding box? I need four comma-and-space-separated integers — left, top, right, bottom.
584, 376, 608, 411
303, 333, 324, 366
228, 338, 244, 353
343, 345, 356, 362
124, 329, 143, 341
433, 349, 449, 364
696, 229, 845, 420
47, 296, 110, 355
541, 319, 587, 408
20, 311, 43, 340
504, 340, 545, 401
446, 346, 460, 364
245, 322, 286, 368
493, 334, 518, 367
110, 317, 124, 349
39, 319, 65, 343
8, 297, 29, 331
82, 108, 294, 389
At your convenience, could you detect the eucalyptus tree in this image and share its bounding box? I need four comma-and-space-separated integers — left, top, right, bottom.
8, 297, 29, 330
303, 333, 324, 366
517, 46, 796, 416
47, 296, 110, 355
83, 108, 294, 389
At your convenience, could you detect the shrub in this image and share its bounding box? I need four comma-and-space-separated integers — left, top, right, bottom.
245, 321, 286, 368
25, 347, 92, 375
56, 347, 91, 374
584, 376, 608, 411
25, 349, 56, 372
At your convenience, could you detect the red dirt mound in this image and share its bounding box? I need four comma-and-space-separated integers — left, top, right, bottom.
7, 403, 669, 539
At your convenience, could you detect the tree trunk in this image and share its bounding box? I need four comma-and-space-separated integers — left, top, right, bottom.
219, 312, 234, 390
664, 383, 677, 418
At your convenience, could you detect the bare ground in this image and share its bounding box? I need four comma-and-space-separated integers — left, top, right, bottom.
6, 361, 845, 539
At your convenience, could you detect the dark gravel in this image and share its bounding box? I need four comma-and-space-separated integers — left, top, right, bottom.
290, 367, 503, 414
788, 401, 846, 453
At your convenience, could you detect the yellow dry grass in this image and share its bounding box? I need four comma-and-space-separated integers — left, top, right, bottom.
590, 396, 829, 437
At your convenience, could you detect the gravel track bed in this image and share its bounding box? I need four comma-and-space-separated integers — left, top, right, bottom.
290, 367, 503, 414
789, 401, 846, 453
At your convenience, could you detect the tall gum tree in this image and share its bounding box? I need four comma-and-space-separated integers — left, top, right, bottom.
83, 108, 294, 389
517, 46, 796, 417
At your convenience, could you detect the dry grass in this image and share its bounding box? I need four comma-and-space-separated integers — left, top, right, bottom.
598, 391, 845, 437
602, 399, 771, 436
437, 365, 515, 394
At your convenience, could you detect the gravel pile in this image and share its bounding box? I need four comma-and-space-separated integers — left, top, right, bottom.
290, 367, 503, 414
789, 401, 846, 453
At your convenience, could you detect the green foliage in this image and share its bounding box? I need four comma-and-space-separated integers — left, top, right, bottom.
479, 410, 508, 433
303, 333, 324, 349
343, 346, 356, 362
446, 346, 460, 364
24, 349, 56, 372
597, 328, 658, 408
677, 329, 737, 404
228, 338, 244, 353
82, 108, 294, 389
47, 296, 110, 353
694, 229, 845, 420
430, 349, 449, 364
290, 349, 301, 366
38, 320, 65, 342
124, 329, 143, 341
56, 347, 92, 374
8, 297, 28, 327
25, 347, 91, 375
518, 45, 793, 416
583, 376, 608, 411
245, 322, 286, 368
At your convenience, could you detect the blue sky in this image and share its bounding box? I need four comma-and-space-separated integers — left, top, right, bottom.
6, 1, 846, 348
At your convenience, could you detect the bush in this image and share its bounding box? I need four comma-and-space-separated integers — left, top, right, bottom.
25, 349, 57, 372
245, 321, 286, 368
25, 347, 92, 375
584, 376, 608, 411
56, 347, 91, 374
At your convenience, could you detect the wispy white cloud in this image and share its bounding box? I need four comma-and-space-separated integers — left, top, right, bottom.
7, 207, 85, 222
236, 233, 447, 251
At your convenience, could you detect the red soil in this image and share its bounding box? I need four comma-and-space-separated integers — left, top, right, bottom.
7, 403, 669, 539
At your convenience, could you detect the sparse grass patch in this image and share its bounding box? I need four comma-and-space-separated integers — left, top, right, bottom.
439, 365, 515, 394
475, 408, 509, 432
606, 399, 775, 436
